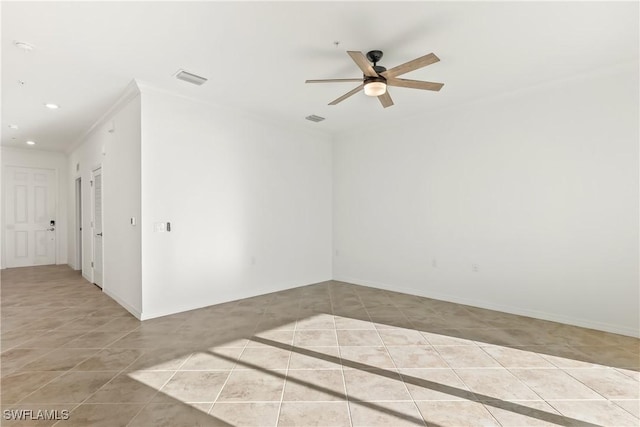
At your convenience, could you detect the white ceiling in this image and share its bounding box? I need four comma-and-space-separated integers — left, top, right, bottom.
2, 1, 638, 152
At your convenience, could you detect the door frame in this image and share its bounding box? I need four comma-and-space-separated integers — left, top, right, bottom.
3, 165, 58, 268
91, 166, 103, 287
74, 177, 82, 270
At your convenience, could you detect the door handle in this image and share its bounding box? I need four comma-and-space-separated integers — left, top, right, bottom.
97, 233, 103, 236
46, 228, 55, 231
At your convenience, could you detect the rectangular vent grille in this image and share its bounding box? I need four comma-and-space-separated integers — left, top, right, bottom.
305, 115, 325, 122
175, 69, 208, 86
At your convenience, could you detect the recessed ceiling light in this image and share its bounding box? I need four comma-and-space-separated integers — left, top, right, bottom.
13, 41, 35, 52
44, 103, 60, 109
26, 140, 36, 145
8, 124, 19, 130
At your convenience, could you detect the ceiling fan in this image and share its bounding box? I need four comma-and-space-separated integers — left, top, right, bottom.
306, 50, 444, 108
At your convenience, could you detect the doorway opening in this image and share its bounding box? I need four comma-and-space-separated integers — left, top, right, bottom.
91, 167, 103, 288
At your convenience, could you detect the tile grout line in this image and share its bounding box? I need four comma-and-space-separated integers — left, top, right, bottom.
504, 363, 610, 410
473, 343, 547, 426
351, 288, 421, 425
556, 367, 618, 402
446, 352, 517, 425
11, 343, 108, 408
273, 298, 300, 427
370, 293, 429, 427
49, 338, 153, 426
124, 348, 195, 427
333, 286, 363, 426
417, 318, 506, 425
611, 400, 640, 420
328, 284, 355, 427
207, 332, 253, 417
475, 344, 553, 407
1, 346, 62, 376
4, 317, 135, 426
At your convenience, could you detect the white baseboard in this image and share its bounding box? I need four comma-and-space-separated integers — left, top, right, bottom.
139, 278, 330, 321
103, 288, 142, 319
140, 279, 331, 320
66, 263, 81, 271
334, 275, 640, 338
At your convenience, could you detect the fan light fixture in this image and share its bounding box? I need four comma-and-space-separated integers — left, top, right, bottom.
364, 80, 387, 97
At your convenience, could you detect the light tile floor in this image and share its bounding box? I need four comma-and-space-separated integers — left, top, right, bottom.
1, 265, 639, 426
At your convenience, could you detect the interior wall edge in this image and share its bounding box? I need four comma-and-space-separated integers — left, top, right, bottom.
103, 287, 142, 320
64, 80, 141, 155
81, 272, 92, 284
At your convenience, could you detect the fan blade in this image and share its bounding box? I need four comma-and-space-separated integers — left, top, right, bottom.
305, 78, 363, 83
347, 51, 377, 77
381, 53, 440, 78
328, 84, 364, 105
378, 91, 394, 108
387, 78, 444, 91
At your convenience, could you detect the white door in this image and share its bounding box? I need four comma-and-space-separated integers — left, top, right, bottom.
5, 167, 57, 267
92, 168, 103, 288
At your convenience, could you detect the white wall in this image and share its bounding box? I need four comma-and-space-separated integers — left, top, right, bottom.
139, 86, 332, 319
1, 147, 68, 268
333, 61, 639, 337
67, 86, 142, 317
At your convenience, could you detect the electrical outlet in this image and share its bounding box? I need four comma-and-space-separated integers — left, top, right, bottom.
472, 264, 479, 272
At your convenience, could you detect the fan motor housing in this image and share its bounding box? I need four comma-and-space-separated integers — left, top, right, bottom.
364, 76, 387, 84
366, 50, 384, 64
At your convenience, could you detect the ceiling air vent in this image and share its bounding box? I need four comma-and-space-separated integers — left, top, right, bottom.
305, 114, 325, 123
174, 69, 208, 86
